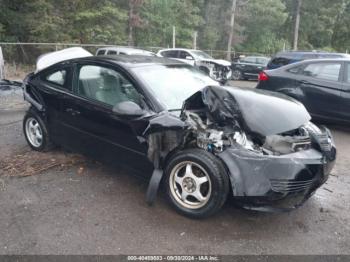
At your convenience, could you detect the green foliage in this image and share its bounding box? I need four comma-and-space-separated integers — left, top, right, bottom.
135, 0, 204, 48
237, 0, 288, 54
0, 0, 350, 58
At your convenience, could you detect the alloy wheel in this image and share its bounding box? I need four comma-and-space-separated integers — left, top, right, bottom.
25, 117, 43, 148
169, 161, 212, 209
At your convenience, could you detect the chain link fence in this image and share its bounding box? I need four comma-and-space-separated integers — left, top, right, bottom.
0, 42, 269, 80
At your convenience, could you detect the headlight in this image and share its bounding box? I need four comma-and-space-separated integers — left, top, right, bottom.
304, 121, 322, 135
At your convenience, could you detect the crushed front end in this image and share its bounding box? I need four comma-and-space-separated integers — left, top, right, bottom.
218, 125, 336, 211
181, 86, 336, 211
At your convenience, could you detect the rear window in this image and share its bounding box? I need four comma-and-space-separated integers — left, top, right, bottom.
241, 57, 256, 63
270, 57, 291, 67
45, 70, 67, 86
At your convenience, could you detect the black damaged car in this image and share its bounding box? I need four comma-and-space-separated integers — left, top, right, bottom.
22, 54, 336, 218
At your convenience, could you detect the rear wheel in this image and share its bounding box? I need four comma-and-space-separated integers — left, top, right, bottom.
23, 110, 53, 151
164, 149, 229, 218
231, 70, 242, 80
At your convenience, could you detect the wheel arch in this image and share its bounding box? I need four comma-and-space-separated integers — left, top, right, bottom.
217, 150, 246, 196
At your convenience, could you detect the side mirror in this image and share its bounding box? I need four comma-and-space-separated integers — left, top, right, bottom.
112, 101, 145, 118
185, 56, 194, 60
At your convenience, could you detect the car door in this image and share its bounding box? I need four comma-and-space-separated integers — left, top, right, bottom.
340, 62, 350, 122
295, 61, 343, 120
35, 65, 74, 143
234, 57, 259, 78
58, 62, 154, 175
178, 51, 195, 66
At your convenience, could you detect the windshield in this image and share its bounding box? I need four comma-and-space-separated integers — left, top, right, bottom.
133, 65, 218, 110
190, 50, 213, 60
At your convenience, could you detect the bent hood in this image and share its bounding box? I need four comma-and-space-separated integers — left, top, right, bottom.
198, 59, 231, 67
182, 86, 311, 136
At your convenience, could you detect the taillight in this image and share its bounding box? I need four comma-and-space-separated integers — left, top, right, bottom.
258, 71, 269, 81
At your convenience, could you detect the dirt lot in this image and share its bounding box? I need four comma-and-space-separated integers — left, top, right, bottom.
0, 80, 349, 255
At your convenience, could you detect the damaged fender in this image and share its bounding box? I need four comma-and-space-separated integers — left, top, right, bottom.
135, 112, 187, 204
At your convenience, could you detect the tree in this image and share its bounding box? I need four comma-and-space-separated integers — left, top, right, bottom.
234, 0, 287, 54
128, 0, 145, 46
332, 0, 350, 52
135, 0, 203, 48
292, 0, 302, 50
226, 0, 237, 60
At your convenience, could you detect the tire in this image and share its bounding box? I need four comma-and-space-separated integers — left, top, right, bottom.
23, 109, 53, 152
231, 70, 242, 80
164, 149, 229, 218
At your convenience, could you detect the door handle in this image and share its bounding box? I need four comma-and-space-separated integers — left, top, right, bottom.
66, 108, 80, 116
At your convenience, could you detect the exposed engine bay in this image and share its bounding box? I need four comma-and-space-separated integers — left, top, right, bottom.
196, 60, 232, 84
183, 110, 317, 156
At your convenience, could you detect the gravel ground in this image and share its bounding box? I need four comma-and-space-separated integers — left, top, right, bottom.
0, 81, 349, 255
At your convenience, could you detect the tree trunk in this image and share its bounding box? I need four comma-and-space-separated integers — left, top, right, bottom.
227, 0, 237, 61
293, 0, 302, 50
128, 3, 134, 46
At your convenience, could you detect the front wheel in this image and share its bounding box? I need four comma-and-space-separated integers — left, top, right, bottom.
164, 149, 229, 218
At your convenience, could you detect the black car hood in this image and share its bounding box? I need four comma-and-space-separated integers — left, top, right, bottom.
182, 86, 311, 136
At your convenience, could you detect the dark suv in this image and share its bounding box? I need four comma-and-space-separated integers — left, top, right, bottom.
267, 51, 350, 70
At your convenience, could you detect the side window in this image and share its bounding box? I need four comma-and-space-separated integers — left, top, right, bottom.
161, 50, 178, 58
179, 51, 191, 59
96, 50, 105, 56
77, 65, 144, 107
45, 70, 67, 86
107, 50, 117, 55
301, 63, 341, 81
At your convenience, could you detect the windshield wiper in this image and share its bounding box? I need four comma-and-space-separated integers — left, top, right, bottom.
168, 109, 182, 112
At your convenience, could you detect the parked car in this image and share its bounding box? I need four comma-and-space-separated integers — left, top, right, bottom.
257, 58, 350, 124
96, 46, 156, 56
231, 56, 270, 80
157, 48, 232, 83
22, 50, 336, 218
267, 51, 350, 70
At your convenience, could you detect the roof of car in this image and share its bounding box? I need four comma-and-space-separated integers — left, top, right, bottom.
274, 58, 350, 70
97, 46, 151, 52
274, 50, 349, 59
158, 48, 201, 53
73, 55, 185, 68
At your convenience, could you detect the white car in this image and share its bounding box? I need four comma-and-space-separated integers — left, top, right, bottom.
96, 47, 156, 57
157, 48, 232, 83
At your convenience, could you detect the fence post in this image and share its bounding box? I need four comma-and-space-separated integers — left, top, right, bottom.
0, 46, 4, 79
